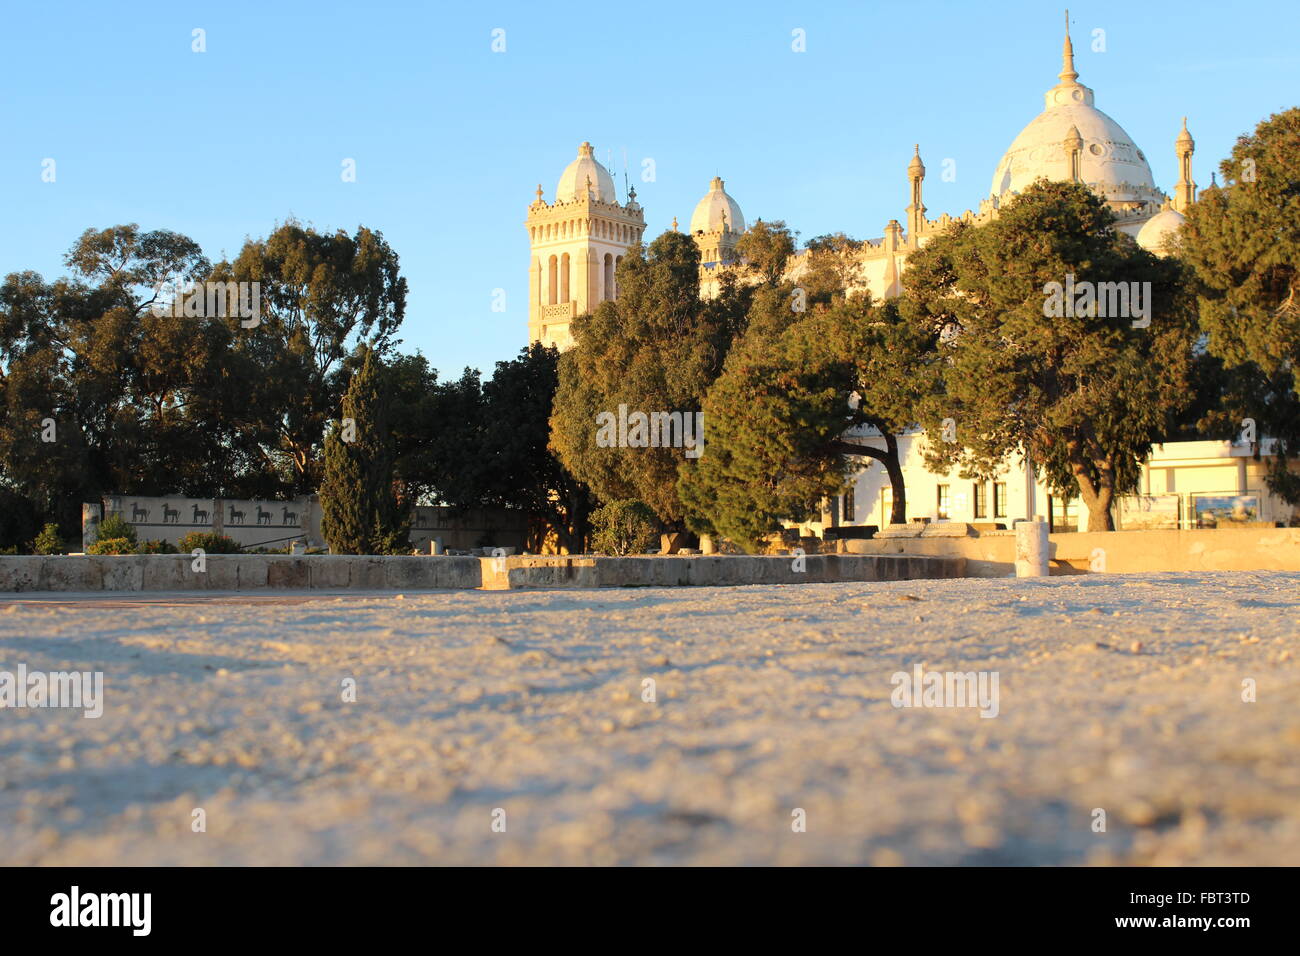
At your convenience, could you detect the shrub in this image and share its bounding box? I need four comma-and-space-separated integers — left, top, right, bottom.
34, 523, 64, 555
86, 537, 135, 555
590, 500, 659, 556
97, 513, 137, 547
135, 539, 179, 554
177, 531, 241, 554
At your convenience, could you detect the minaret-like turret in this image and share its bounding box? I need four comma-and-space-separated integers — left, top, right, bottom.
906, 145, 926, 247
1174, 117, 1197, 213
1063, 124, 1084, 182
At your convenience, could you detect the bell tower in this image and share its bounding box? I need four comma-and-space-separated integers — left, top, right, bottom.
525, 142, 645, 350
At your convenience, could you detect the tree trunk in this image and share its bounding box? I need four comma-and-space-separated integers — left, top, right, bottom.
1071, 461, 1116, 532
831, 438, 906, 527
883, 433, 907, 526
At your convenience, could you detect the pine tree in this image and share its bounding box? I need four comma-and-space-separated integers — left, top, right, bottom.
319, 347, 409, 554
906, 180, 1197, 531
1180, 107, 1300, 505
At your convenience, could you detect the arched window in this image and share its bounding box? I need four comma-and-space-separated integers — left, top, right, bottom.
603, 253, 615, 302
548, 255, 558, 305
560, 253, 570, 303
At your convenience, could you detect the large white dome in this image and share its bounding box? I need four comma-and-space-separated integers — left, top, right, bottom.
556, 142, 616, 202
989, 24, 1157, 203
690, 177, 745, 235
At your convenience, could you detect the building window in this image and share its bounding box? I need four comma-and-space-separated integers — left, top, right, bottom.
843, 485, 855, 522
1048, 494, 1079, 533
993, 482, 1007, 519
973, 481, 988, 519
936, 484, 950, 520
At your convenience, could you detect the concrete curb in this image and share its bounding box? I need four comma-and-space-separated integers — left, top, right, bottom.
477, 553, 967, 590
0, 553, 966, 593
0, 555, 484, 593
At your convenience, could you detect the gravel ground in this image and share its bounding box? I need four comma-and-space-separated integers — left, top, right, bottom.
1, 571, 1297, 866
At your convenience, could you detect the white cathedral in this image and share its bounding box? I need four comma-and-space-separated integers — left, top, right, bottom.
523, 17, 1296, 533
526, 17, 1196, 352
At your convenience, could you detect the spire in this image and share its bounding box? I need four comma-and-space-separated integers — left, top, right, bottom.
671, 216, 678, 232
1045, 10, 1093, 108
535, 183, 544, 204
1060, 9, 1078, 84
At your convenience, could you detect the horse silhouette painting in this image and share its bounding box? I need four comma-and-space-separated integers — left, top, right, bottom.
228, 505, 245, 525
162, 503, 180, 523
130, 503, 149, 522
256, 505, 272, 526
192, 504, 209, 525
282, 506, 298, 526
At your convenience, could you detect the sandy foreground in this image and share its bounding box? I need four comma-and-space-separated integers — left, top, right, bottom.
0, 571, 1297, 866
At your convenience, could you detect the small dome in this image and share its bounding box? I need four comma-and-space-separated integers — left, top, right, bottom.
690, 177, 745, 235
1136, 207, 1185, 255
556, 142, 616, 202
1176, 117, 1194, 151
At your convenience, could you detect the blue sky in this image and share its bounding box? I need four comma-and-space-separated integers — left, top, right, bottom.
2, 0, 1296, 377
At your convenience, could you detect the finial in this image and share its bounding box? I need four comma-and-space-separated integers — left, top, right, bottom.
1060, 9, 1078, 84
671, 216, 678, 231
535, 183, 543, 203
908, 144, 925, 177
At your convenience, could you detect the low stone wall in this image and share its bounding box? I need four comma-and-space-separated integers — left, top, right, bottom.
478, 553, 966, 590
0, 555, 484, 593
0, 552, 965, 593
845, 527, 1300, 576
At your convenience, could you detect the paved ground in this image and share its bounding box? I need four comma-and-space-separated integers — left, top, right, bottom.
1, 572, 1297, 865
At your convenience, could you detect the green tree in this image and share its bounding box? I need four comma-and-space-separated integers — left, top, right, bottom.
211, 222, 408, 492
799, 233, 865, 307
735, 219, 797, 286
1179, 107, 1300, 504
34, 522, 64, 555
480, 344, 595, 553
319, 348, 409, 554
906, 180, 1197, 531
0, 226, 218, 528
679, 294, 933, 549
589, 500, 658, 555
550, 231, 748, 528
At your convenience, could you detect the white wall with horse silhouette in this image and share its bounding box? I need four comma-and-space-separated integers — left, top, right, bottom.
93, 496, 528, 553
101, 495, 314, 550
